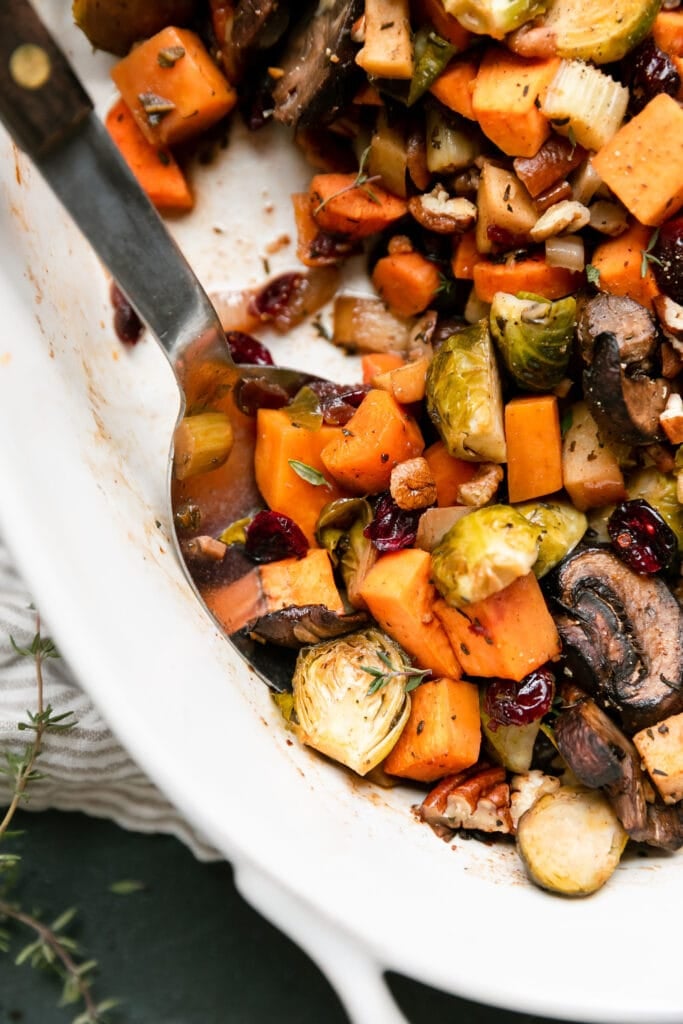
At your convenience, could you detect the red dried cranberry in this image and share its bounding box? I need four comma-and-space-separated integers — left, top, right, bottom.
621, 37, 681, 115
607, 498, 677, 574
234, 377, 290, 416
110, 282, 143, 344
225, 330, 274, 366
652, 216, 683, 305
483, 670, 554, 729
363, 493, 421, 552
308, 380, 369, 426
251, 272, 305, 331
245, 510, 309, 563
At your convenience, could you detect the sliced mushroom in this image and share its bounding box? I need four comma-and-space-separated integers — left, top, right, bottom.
583, 330, 669, 445
552, 548, 683, 733
554, 685, 683, 850
272, 0, 364, 128
219, 0, 291, 82
576, 292, 657, 367
247, 605, 368, 647
554, 684, 648, 835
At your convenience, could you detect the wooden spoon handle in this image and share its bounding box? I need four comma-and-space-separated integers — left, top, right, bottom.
0, 0, 92, 159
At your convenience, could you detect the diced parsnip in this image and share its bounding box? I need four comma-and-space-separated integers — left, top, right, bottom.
173, 412, 234, 480
415, 505, 471, 550
516, 787, 628, 896
475, 162, 537, 255
369, 110, 409, 198
561, 401, 626, 511
633, 712, 683, 805
443, 0, 546, 40
355, 0, 414, 79
425, 106, 482, 175
372, 355, 431, 404
544, 233, 585, 271
540, 59, 628, 152
332, 295, 414, 354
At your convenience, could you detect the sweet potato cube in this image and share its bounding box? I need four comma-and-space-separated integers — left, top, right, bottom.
111, 26, 236, 145
652, 9, 683, 56
204, 549, 344, 635
105, 98, 193, 211
633, 712, 683, 805
591, 95, 683, 227
423, 441, 478, 507
358, 548, 462, 679
590, 222, 661, 311
434, 573, 561, 681
472, 50, 560, 158
505, 395, 563, 503
254, 409, 348, 546
321, 389, 424, 494
384, 677, 481, 782
429, 54, 480, 120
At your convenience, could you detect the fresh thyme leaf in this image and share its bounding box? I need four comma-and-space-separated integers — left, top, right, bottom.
288, 459, 331, 488
108, 879, 146, 895
362, 653, 431, 695
585, 263, 600, 286
313, 145, 382, 215
640, 228, 662, 278
10, 633, 59, 659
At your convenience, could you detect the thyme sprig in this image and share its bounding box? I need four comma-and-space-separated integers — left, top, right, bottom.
363, 651, 431, 695
0, 616, 117, 1022
313, 146, 381, 215
641, 228, 662, 278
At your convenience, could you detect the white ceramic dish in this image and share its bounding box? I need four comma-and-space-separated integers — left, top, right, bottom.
1, 7, 681, 1023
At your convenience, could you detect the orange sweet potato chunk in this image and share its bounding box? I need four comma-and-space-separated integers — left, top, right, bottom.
111, 26, 236, 145
358, 548, 462, 679
383, 677, 481, 782
423, 441, 477, 507
434, 573, 561, 681
591, 94, 683, 227
254, 409, 348, 546
321, 389, 424, 494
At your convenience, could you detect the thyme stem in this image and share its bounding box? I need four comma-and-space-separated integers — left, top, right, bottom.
0, 901, 100, 1021
0, 614, 47, 839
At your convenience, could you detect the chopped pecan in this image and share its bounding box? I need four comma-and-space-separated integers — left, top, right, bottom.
390, 457, 437, 511
408, 184, 477, 235
180, 535, 227, 562
419, 763, 514, 835
530, 199, 590, 242
458, 462, 504, 507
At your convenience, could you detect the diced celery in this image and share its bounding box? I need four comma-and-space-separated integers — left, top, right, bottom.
540, 60, 628, 152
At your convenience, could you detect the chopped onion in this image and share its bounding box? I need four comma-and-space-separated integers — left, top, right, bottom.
545, 234, 585, 272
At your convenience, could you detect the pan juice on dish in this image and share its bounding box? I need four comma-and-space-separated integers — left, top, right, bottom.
81, 0, 683, 895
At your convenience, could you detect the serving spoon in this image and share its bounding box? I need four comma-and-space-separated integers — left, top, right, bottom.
0, 0, 316, 690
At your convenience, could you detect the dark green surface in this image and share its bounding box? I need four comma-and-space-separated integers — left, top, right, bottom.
0, 810, 569, 1024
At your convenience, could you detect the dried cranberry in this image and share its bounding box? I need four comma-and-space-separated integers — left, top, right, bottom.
621, 37, 681, 115
652, 216, 683, 305
486, 226, 530, 250
308, 380, 369, 426
251, 273, 306, 331
483, 670, 555, 729
234, 377, 290, 416
607, 498, 677, 574
245, 510, 309, 563
363, 493, 421, 552
309, 232, 358, 263
110, 282, 143, 344
225, 330, 274, 366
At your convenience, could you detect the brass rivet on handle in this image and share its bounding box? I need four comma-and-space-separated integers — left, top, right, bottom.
9, 43, 51, 90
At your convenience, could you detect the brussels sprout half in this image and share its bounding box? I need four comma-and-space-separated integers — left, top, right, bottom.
490, 291, 576, 392
293, 629, 411, 776
515, 500, 588, 577
430, 504, 541, 608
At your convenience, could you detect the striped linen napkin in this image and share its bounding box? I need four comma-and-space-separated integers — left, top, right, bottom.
0, 538, 218, 861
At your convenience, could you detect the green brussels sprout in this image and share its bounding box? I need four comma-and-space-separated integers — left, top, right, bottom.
72, 0, 196, 55
315, 498, 377, 608
426, 321, 507, 463
292, 629, 411, 776
489, 292, 576, 392
431, 505, 541, 608
443, 0, 546, 38
515, 501, 588, 577
627, 467, 683, 550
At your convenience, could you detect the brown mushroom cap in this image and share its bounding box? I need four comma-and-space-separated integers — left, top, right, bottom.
576, 292, 657, 367
552, 548, 683, 732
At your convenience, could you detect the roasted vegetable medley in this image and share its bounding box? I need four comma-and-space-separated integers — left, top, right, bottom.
84, 0, 683, 896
